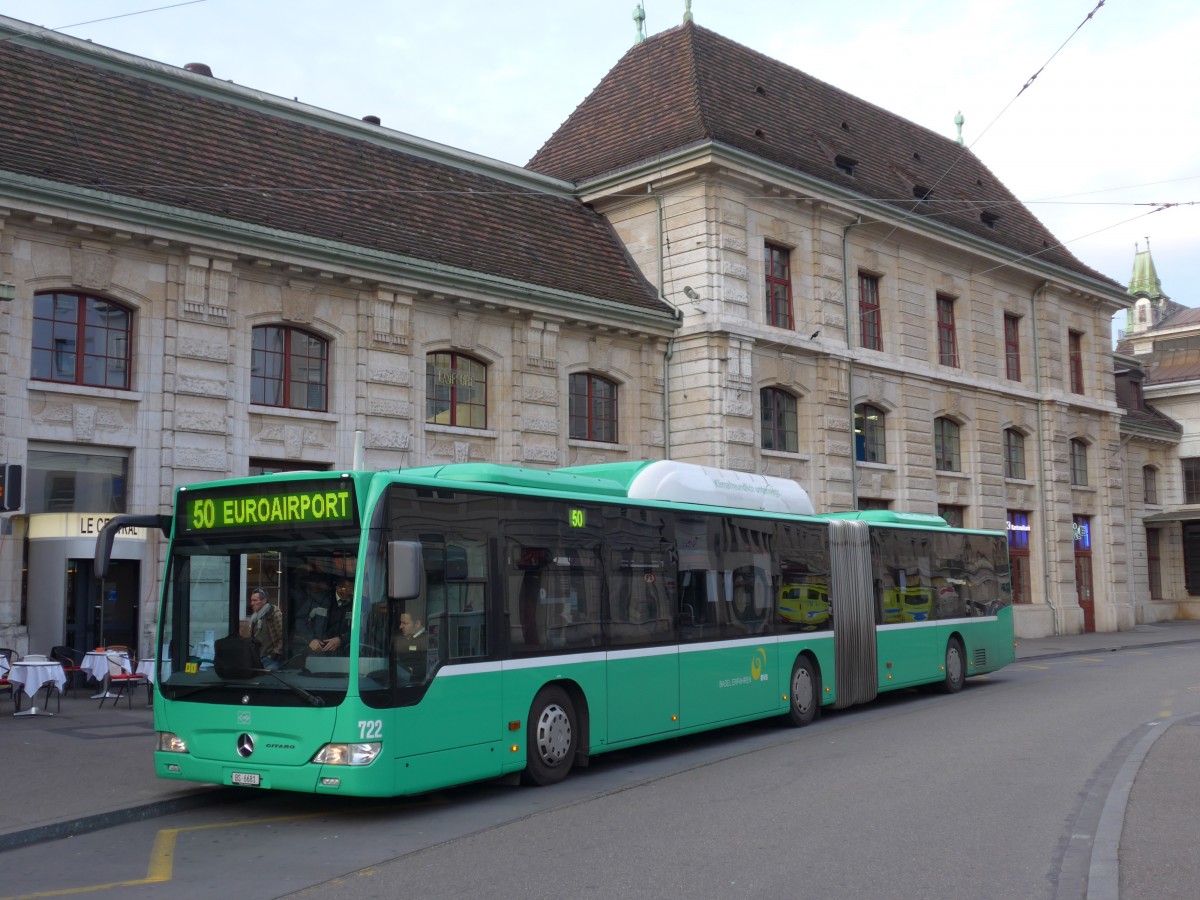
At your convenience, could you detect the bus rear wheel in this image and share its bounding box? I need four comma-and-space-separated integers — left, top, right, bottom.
939, 637, 965, 694
787, 656, 820, 727
523, 686, 577, 786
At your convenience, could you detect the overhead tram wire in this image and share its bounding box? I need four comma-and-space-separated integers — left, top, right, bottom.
0, 0, 209, 46
868, 0, 1110, 254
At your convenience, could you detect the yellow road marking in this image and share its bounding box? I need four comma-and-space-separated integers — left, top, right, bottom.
1, 811, 329, 900
3, 791, 447, 900
1018, 663, 1050, 670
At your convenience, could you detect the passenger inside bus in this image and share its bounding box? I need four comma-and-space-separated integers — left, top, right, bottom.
307, 577, 353, 654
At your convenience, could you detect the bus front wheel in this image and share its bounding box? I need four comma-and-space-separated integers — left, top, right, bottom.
523, 686, 577, 786
939, 637, 965, 694
787, 656, 820, 727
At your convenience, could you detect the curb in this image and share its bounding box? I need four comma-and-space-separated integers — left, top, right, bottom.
1017, 637, 1200, 663
0, 787, 238, 853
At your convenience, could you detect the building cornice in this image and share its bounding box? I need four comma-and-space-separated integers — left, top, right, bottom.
575, 140, 1131, 310
0, 172, 677, 334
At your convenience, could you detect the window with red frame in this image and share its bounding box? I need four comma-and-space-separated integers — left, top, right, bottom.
764, 244, 794, 330
1004, 314, 1022, 382
937, 504, 965, 528
859, 274, 882, 350
569, 373, 618, 442
761, 387, 799, 452
937, 294, 959, 367
1004, 429, 1026, 480
426, 352, 487, 428
32, 292, 132, 389
252, 325, 328, 411
1069, 331, 1085, 394
934, 417, 961, 472
1070, 438, 1088, 486
1008, 511, 1031, 604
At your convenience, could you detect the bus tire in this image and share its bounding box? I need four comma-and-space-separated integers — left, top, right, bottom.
786, 655, 820, 727
523, 686, 577, 786
939, 637, 965, 694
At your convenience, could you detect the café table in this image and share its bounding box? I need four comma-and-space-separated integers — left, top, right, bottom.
134, 657, 165, 706
83, 650, 131, 700
136, 657, 171, 684
9, 659, 67, 716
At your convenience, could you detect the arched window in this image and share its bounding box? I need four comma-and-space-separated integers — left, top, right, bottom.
854, 404, 886, 463
32, 291, 132, 389
934, 417, 961, 472
1070, 439, 1089, 486
569, 373, 618, 442
251, 325, 328, 411
426, 352, 487, 428
761, 388, 798, 452
1004, 429, 1026, 479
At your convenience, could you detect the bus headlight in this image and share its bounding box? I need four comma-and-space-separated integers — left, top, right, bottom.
311, 742, 381, 766
158, 732, 188, 753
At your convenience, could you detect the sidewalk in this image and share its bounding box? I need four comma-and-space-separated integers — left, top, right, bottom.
0, 688, 225, 852
2, 619, 1199, 857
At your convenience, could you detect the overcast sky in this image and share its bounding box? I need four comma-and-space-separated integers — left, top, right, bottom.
4, 0, 1197, 341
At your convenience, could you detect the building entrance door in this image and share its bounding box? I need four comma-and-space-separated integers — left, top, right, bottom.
1073, 515, 1095, 633
65, 558, 140, 650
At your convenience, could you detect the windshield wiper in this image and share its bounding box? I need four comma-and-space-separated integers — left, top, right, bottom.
166, 671, 324, 707
262, 669, 325, 707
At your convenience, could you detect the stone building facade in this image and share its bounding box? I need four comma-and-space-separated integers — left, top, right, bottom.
0, 14, 1183, 653
1117, 244, 1200, 618
528, 23, 1136, 638
0, 17, 674, 655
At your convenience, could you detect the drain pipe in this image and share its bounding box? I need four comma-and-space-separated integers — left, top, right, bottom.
651, 185, 684, 460
1030, 280, 1061, 634
842, 216, 864, 510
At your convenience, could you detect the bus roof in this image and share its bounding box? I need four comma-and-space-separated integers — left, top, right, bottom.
401, 460, 815, 516
822, 510, 951, 527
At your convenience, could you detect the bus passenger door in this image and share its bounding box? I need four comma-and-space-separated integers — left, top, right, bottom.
606, 646, 679, 744
605, 547, 679, 744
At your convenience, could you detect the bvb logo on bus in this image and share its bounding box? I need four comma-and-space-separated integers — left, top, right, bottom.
750, 648, 768, 682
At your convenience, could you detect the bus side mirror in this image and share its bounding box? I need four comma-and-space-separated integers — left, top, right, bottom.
388, 541, 422, 600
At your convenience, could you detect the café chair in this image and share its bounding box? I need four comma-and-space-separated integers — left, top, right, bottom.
105, 645, 136, 666
1, 648, 23, 712
51, 646, 87, 693
100, 651, 150, 708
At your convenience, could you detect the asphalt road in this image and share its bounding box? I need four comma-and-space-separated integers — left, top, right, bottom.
3, 645, 1196, 900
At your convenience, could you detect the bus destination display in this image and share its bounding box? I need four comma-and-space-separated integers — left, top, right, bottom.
183, 480, 356, 532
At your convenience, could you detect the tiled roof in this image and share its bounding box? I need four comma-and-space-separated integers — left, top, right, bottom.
1158, 307, 1200, 329
0, 34, 667, 315
529, 23, 1118, 289
1147, 344, 1200, 386
1120, 403, 1183, 434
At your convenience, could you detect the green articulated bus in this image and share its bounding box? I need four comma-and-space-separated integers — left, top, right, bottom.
96, 460, 1014, 797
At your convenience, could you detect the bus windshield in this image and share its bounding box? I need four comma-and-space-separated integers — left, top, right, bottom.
158, 476, 361, 706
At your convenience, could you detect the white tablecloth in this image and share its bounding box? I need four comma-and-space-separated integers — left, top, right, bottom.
8, 661, 67, 698
136, 658, 166, 684
83, 650, 131, 682
0, 656, 9, 679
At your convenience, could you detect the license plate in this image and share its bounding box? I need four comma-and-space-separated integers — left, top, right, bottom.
231, 772, 261, 787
